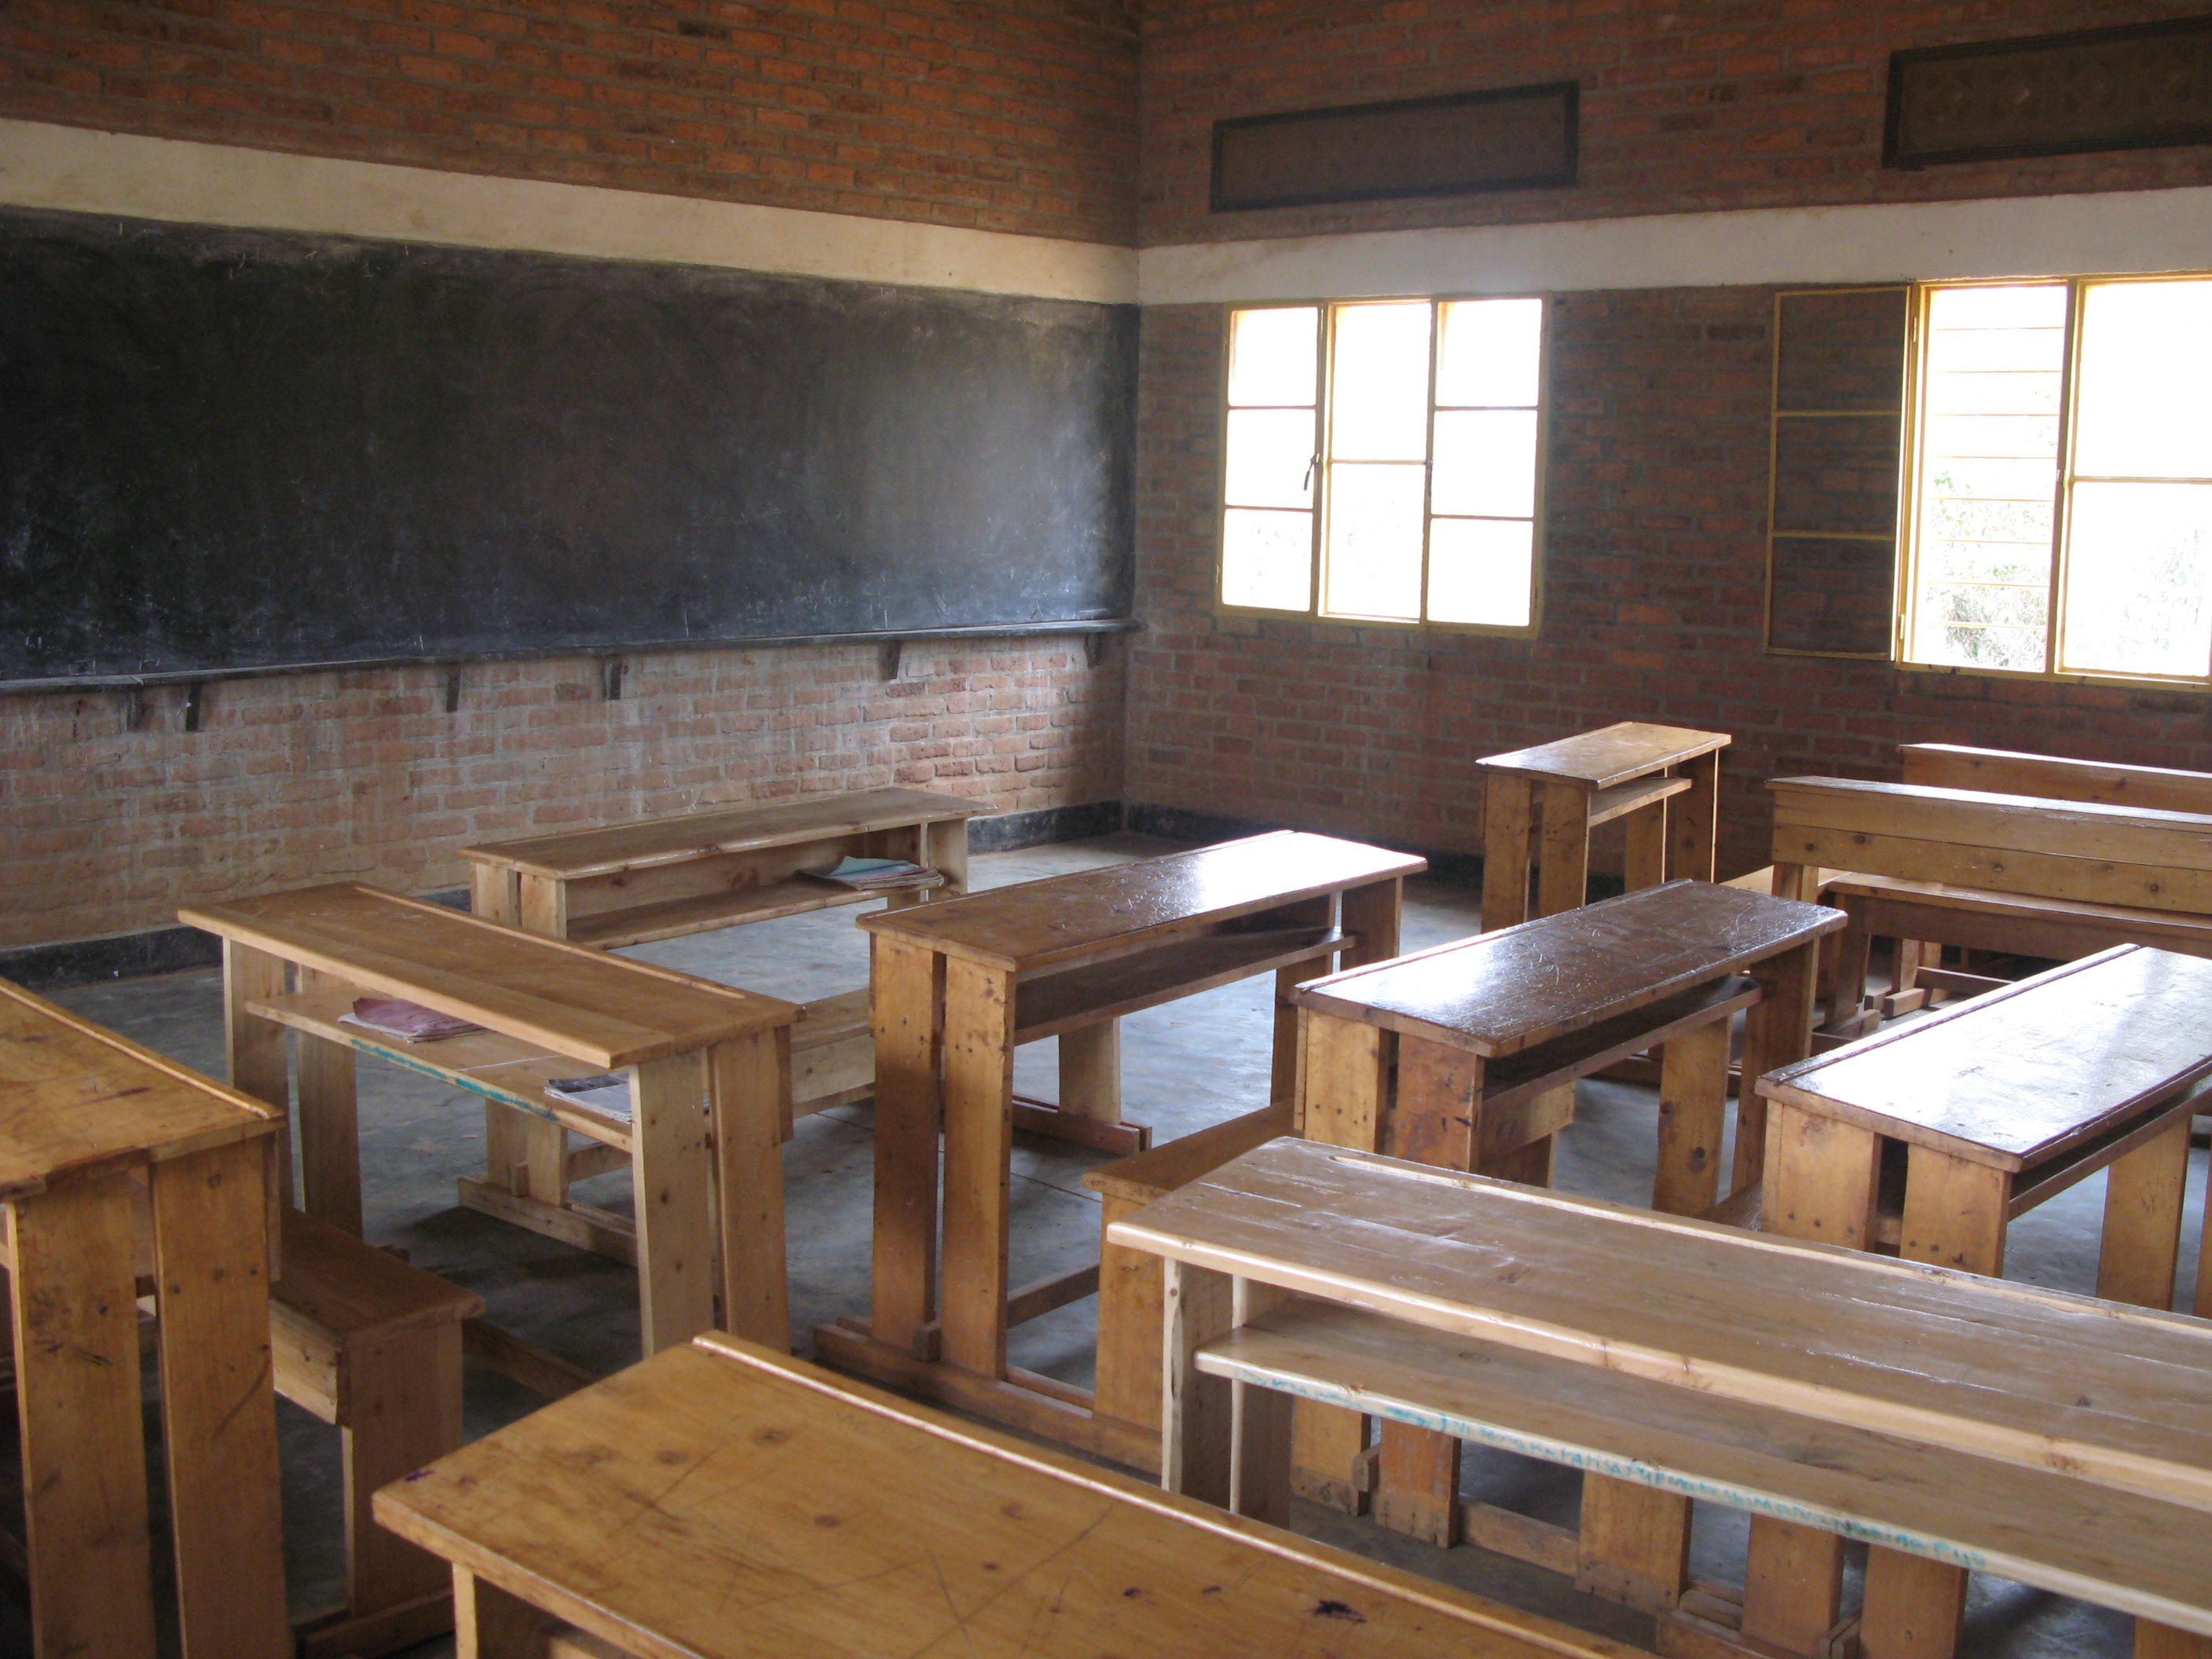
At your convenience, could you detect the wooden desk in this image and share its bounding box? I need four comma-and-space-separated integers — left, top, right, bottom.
814, 830, 1424, 1466
1754, 943, 2212, 1659
460, 786, 983, 947
1479, 722, 1728, 929
180, 883, 800, 1357
0, 976, 288, 1659
1287, 879, 1840, 1550
372, 1332, 1652, 1659
1108, 1138, 2212, 1659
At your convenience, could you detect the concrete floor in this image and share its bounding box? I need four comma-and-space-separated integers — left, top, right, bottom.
16, 833, 2201, 1657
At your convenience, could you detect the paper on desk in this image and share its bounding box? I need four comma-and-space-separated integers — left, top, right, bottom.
546, 1073, 633, 1122
342, 998, 483, 1042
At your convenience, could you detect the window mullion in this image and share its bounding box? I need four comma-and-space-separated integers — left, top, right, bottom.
1419, 302, 1441, 624
2047, 277, 2083, 676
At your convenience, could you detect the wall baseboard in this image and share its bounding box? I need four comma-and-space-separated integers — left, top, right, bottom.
1123, 800, 1482, 887
969, 800, 1125, 852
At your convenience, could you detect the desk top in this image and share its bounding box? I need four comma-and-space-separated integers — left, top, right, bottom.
374, 1334, 1640, 1659
457, 787, 985, 879
181, 884, 797, 1071
0, 977, 280, 1202
1477, 721, 1728, 788
1108, 1137, 2212, 1516
1759, 945, 2212, 1169
1294, 880, 1838, 1057
860, 831, 1426, 972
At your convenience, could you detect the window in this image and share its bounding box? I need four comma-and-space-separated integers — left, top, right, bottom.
1903, 276, 2212, 680
1219, 296, 1546, 630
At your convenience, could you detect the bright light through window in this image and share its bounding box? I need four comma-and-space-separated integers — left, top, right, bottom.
1218, 295, 1544, 629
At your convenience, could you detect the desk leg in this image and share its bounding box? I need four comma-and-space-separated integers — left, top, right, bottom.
1671, 749, 1721, 883
869, 936, 943, 1357
152, 1138, 289, 1659
1482, 775, 1535, 931
932, 816, 971, 899
1653, 1017, 1730, 1217
2099, 1111, 2190, 1309
225, 940, 292, 1203
1734, 939, 1820, 1196
939, 958, 1016, 1379
713, 1028, 794, 1350
1858, 1144, 2004, 1659
469, 863, 520, 925
1537, 783, 1592, 918
2137, 1624, 2212, 1659
1737, 1105, 1881, 1656
1163, 1262, 1290, 1524
453, 1569, 548, 1659
1827, 892, 1875, 1026
518, 875, 568, 937
631, 1051, 717, 1355
11, 1177, 159, 1658
1622, 799, 1668, 892
2199, 1144, 2212, 1320
296, 965, 364, 1236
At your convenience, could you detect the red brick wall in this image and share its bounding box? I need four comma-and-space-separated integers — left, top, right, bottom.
1140, 0, 2212, 246
0, 640, 1123, 947
0, 0, 1141, 244
1126, 300, 2212, 881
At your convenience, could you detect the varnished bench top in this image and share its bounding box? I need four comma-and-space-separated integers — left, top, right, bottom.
1293, 879, 1838, 1057
0, 976, 280, 1201
182, 884, 797, 1071
374, 1333, 1644, 1659
1107, 1137, 2212, 1515
1760, 945, 2212, 1170
457, 787, 985, 879
859, 831, 1426, 972
1477, 721, 1729, 789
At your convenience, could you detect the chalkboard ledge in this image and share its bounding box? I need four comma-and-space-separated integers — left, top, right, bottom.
0, 618, 1140, 699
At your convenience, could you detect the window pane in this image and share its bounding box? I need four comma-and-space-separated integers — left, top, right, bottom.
1436, 298, 1542, 408
1227, 307, 1318, 408
2072, 280, 2212, 481
2060, 482, 2212, 677
1324, 463, 1424, 619
1907, 283, 2064, 670
1433, 409, 1538, 518
1224, 408, 1315, 509
1427, 518, 1533, 626
1330, 302, 1432, 462
1221, 508, 1312, 610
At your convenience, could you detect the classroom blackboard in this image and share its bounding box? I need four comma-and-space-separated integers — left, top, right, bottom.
0, 207, 1137, 682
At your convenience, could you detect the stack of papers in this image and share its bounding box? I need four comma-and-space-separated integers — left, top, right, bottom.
801, 855, 946, 892
545, 1073, 633, 1122
341, 998, 482, 1042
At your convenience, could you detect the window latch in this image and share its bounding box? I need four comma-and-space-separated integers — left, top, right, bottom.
1302, 453, 1318, 493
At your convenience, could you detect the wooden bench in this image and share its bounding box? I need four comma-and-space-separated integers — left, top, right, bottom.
372, 1331, 1657, 1659
1768, 774, 2212, 1030
1109, 1137, 2212, 1659
1479, 721, 1728, 928
273, 1209, 485, 1659
0, 976, 290, 1659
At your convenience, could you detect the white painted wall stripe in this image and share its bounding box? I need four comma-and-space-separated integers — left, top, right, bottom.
1137, 186, 2212, 303
0, 117, 1138, 305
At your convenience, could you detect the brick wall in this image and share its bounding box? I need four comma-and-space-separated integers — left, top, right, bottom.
1126, 299, 2212, 881
0, 639, 1124, 948
0, 0, 1141, 244
1140, 0, 2212, 246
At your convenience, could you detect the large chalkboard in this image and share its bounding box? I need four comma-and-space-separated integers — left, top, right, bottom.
0, 208, 1136, 681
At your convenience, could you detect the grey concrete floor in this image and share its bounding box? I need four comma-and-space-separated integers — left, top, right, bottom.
21, 833, 2202, 1658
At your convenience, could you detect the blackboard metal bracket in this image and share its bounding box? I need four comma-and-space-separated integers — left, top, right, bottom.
880, 639, 903, 682
0, 619, 1138, 701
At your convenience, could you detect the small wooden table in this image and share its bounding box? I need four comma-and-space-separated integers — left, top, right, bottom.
0, 976, 289, 1659
1287, 878, 1840, 1545
1752, 943, 2212, 1659
1110, 1138, 2212, 1659
373, 1332, 1647, 1659
181, 883, 800, 1357
1478, 721, 1727, 928
459, 786, 983, 946
814, 830, 1424, 1466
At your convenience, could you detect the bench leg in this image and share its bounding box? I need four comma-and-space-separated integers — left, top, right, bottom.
712, 1028, 793, 1351
632, 1052, 719, 1356
1577, 1479, 1690, 1614
346, 1324, 465, 1628
455, 1569, 549, 1659
1859, 1548, 1968, 1659
2099, 1111, 2190, 1310
870, 936, 943, 1357
1093, 1192, 1165, 1441
1374, 1421, 1459, 1545
939, 958, 1016, 1379
2138, 1624, 2212, 1659
485, 1102, 567, 1209
1162, 1262, 1287, 1525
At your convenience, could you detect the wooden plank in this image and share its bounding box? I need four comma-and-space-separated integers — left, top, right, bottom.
1389, 1034, 1480, 1170
1899, 745, 2212, 815
1774, 824, 2212, 916
1482, 773, 1536, 932
1620, 789, 1669, 892
1734, 936, 1818, 1192
866, 935, 941, 1356
1481, 978, 1759, 1119
151, 1137, 290, 1659
453, 1568, 550, 1659
1481, 722, 1730, 789
1106, 1137, 2212, 1514
518, 873, 568, 938
1670, 748, 1722, 884
1895, 1144, 2009, 1276
1654, 1016, 1731, 1217
629, 1051, 717, 1355
1092, 1190, 1166, 1432
295, 965, 364, 1235
1589, 773, 1692, 830
468, 862, 518, 925
1859, 1549, 1968, 1659
939, 956, 1016, 1378
2099, 1112, 2192, 1309
345, 1324, 463, 1624
1055, 1020, 1122, 1127
1578, 1480, 1690, 1614
567, 880, 879, 948
859, 830, 1426, 972
11, 1175, 159, 1658
1012, 925, 1346, 1043
1771, 776, 2212, 872
1299, 1009, 1390, 1152
1296, 880, 1838, 1059
712, 1027, 792, 1351
1537, 780, 1593, 917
